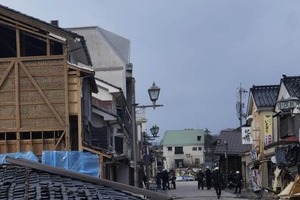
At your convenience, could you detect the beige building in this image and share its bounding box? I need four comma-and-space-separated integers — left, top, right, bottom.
246, 85, 279, 190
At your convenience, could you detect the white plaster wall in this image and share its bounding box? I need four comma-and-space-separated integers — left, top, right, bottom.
163, 145, 204, 170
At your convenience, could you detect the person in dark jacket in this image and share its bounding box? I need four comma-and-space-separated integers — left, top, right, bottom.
212, 167, 224, 199
205, 166, 212, 190
161, 169, 170, 190
169, 169, 176, 189
155, 172, 162, 190
197, 169, 205, 190
234, 171, 243, 194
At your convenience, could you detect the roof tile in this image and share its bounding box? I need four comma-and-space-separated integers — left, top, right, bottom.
250, 85, 279, 108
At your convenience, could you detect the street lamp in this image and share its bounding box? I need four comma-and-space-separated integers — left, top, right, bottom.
133, 82, 163, 188
136, 82, 163, 109
143, 125, 160, 189
216, 138, 228, 188
150, 124, 159, 137
148, 82, 160, 109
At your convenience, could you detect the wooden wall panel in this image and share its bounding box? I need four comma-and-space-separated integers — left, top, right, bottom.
0, 57, 69, 154
68, 74, 79, 114
7, 141, 16, 153
20, 140, 31, 151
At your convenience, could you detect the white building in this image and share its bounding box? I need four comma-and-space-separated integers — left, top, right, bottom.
162, 129, 205, 171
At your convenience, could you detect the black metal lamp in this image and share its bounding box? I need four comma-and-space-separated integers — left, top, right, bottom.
150, 124, 159, 137
148, 82, 160, 108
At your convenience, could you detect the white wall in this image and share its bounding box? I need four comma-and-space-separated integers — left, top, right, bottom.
163, 145, 204, 170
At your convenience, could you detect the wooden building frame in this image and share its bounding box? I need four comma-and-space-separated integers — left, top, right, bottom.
0, 5, 94, 157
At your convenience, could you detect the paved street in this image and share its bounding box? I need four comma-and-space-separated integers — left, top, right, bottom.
158, 181, 256, 200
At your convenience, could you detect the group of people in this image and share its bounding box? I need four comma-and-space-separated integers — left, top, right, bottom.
196, 166, 243, 199
154, 166, 243, 199
155, 169, 176, 190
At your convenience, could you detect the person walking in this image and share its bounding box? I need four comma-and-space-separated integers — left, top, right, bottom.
205, 166, 212, 190
170, 169, 176, 189
196, 169, 205, 190
161, 169, 170, 190
234, 171, 243, 194
155, 172, 162, 190
212, 167, 224, 199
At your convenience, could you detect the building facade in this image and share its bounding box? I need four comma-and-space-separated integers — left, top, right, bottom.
162, 129, 205, 174
245, 85, 279, 191
69, 26, 135, 185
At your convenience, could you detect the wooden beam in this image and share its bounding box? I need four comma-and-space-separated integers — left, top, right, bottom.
18, 61, 66, 127
63, 45, 70, 150
0, 61, 14, 89
54, 130, 65, 150
16, 27, 20, 57
82, 146, 112, 159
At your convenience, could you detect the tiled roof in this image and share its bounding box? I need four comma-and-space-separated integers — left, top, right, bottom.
214, 128, 251, 155
162, 129, 205, 146
2, 158, 172, 200
281, 75, 300, 98
250, 85, 279, 108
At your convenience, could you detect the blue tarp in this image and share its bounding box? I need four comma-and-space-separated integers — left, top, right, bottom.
42, 151, 100, 177
0, 151, 39, 164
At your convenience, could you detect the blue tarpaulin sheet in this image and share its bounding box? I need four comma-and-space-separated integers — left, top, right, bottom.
0, 151, 39, 164
42, 151, 100, 177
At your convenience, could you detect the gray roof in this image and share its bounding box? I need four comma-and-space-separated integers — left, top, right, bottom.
250, 85, 279, 108
214, 128, 251, 155
2, 158, 172, 200
281, 75, 300, 98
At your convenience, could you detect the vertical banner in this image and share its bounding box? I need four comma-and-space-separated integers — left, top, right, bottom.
242, 127, 253, 144
250, 148, 258, 161
264, 114, 273, 146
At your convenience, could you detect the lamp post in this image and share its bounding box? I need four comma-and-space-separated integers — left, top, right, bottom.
135, 82, 163, 109
216, 138, 228, 188
144, 125, 159, 189
133, 82, 163, 188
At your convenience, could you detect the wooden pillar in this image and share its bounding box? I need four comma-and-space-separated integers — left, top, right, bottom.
63, 44, 70, 150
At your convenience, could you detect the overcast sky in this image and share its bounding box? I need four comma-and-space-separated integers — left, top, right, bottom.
2, 1, 300, 138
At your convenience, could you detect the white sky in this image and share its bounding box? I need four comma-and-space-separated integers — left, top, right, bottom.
2, 0, 300, 139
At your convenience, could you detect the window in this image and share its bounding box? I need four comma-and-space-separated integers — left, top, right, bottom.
174, 159, 184, 168
20, 30, 47, 56
50, 40, 63, 55
175, 146, 183, 154
279, 114, 299, 138
195, 158, 200, 165
192, 147, 197, 151
168, 147, 172, 151
0, 24, 16, 58
198, 147, 202, 151
197, 136, 202, 141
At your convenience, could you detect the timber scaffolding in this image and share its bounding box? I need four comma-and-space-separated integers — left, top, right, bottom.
5, 158, 173, 200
